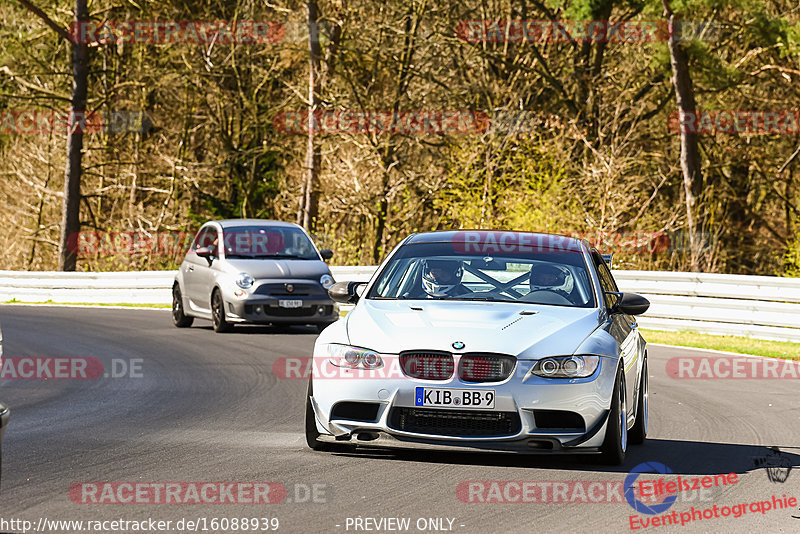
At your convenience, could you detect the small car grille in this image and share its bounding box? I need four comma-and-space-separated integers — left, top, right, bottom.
263, 306, 317, 317
254, 283, 325, 297
399, 352, 454, 380
458, 354, 516, 382
389, 407, 521, 437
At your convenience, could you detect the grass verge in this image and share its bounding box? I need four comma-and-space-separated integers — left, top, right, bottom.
2, 299, 170, 309
641, 329, 800, 360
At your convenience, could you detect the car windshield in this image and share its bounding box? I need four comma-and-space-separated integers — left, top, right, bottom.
366, 241, 596, 308
220, 226, 319, 260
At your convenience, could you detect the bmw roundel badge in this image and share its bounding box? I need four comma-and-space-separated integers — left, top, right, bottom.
452, 341, 465, 350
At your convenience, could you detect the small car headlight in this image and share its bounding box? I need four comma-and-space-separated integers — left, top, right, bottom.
320, 274, 334, 289
328, 344, 383, 369
236, 272, 254, 289
532, 355, 600, 378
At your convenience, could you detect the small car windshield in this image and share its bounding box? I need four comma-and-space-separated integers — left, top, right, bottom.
220, 226, 319, 260
367, 242, 596, 308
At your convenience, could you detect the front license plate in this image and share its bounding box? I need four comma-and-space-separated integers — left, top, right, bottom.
415, 387, 495, 409
278, 299, 303, 308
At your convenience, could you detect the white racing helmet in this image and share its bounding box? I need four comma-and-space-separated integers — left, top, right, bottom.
421, 259, 464, 296
529, 263, 573, 294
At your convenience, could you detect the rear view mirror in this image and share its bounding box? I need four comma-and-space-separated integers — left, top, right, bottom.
608, 292, 650, 316
320, 249, 334, 260
470, 258, 507, 270
329, 281, 365, 304
194, 245, 217, 265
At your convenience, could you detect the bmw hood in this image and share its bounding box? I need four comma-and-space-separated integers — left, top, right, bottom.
345, 300, 601, 358
222, 258, 331, 280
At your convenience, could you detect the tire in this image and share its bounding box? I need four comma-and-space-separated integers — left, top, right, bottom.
600, 365, 628, 465
305, 378, 327, 450
211, 289, 233, 333
304, 378, 354, 453
629, 357, 648, 445
172, 285, 194, 328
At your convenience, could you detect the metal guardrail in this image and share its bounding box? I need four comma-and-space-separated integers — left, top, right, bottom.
1, 268, 799, 342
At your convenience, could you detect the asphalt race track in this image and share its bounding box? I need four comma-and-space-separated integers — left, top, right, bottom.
1, 305, 799, 533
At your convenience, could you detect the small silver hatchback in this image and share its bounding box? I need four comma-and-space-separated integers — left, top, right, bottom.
172, 220, 338, 333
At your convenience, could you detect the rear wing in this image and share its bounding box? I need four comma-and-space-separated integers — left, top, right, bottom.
601, 253, 613, 268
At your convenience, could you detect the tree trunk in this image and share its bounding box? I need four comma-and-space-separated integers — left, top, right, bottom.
300, 0, 323, 232
663, 0, 702, 271
58, 0, 89, 271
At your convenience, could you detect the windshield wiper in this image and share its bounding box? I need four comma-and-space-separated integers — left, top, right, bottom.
228, 253, 308, 259
453, 296, 518, 303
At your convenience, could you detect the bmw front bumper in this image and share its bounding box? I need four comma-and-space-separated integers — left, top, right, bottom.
309, 355, 619, 453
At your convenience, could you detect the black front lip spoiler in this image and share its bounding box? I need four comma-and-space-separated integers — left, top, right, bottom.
318, 432, 602, 455
318, 408, 613, 455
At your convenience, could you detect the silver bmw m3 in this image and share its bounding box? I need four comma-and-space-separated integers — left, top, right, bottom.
305, 230, 650, 464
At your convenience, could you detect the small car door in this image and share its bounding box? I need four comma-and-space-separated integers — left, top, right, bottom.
184, 226, 218, 310
593, 252, 640, 420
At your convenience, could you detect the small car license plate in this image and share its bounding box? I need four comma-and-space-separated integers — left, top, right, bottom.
278, 299, 303, 308
415, 387, 495, 409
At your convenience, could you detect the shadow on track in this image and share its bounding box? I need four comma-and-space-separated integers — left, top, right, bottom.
194, 324, 320, 335
321, 441, 800, 476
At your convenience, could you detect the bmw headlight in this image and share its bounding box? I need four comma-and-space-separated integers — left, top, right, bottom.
320, 274, 334, 289
531, 355, 600, 378
328, 344, 383, 369
235, 272, 255, 289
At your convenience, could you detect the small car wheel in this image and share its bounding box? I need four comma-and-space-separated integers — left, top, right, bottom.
211, 289, 233, 333
172, 285, 194, 328
629, 358, 648, 445
600, 365, 627, 465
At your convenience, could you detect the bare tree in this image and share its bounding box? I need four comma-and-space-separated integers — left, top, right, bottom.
15, 0, 88, 271
298, 0, 343, 231
663, 0, 702, 271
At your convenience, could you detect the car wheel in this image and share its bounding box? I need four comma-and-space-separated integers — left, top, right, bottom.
305, 378, 328, 451
600, 365, 627, 465
305, 378, 354, 453
211, 289, 233, 333
629, 357, 648, 445
172, 285, 194, 328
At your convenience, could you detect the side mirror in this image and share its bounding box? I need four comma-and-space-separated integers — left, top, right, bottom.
320, 249, 333, 261
329, 281, 365, 304
607, 292, 650, 316
195, 245, 216, 264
